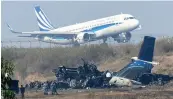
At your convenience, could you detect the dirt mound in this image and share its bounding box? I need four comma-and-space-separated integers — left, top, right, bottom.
153, 53, 173, 75
99, 57, 130, 71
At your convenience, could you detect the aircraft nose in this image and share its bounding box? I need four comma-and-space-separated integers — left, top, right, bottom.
134, 19, 139, 27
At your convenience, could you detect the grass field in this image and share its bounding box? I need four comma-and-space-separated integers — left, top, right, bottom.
1, 37, 173, 84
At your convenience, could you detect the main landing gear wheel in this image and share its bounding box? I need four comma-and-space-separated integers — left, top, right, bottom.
73, 43, 80, 47
126, 32, 132, 41
103, 38, 107, 44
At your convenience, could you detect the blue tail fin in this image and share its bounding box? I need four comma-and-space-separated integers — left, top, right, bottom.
138, 36, 156, 62
34, 5, 54, 31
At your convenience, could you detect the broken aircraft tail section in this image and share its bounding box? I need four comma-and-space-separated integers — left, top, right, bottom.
109, 36, 157, 87
115, 36, 156, 79
138, 36, 156, 62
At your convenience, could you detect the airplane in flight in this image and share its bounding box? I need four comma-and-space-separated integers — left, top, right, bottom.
7, 5, 141, 46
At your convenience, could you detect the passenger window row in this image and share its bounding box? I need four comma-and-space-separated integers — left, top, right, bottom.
68, 21, 119, 32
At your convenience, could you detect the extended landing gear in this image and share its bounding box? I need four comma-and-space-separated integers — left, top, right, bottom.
116, 39, 128, 43
72, 42, 80, 47
126, 32, 131, 41
103, 38, 107, 44
113, 32, 132, 43
100, 38, 108, 46
73, 43, 80, 47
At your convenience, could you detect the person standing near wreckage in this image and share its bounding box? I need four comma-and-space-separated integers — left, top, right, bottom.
35, 81, 39, 92
20, 85, 25, 99
43, 81, 48, 95
50, 81, 58, 95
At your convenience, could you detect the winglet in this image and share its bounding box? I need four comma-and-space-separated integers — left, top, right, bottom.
6, 24, 22, 34
7, 24, 14, 32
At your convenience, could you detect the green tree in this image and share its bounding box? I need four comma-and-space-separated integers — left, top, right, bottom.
1, 57, 16, 99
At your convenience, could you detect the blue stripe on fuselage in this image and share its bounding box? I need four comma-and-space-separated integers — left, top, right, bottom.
33, 23, 118, 40
53, 37, 66, 40
123, 60, 153, 71
31, 34, 74, 40
82, 23, 116, 32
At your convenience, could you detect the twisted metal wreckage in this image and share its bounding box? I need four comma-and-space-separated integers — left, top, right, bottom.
52, 58, 113, 89
52, 36, 173, 89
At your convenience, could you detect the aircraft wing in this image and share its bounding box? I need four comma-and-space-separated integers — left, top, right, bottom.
7, 24, 78, 35
7, 24, 96, 35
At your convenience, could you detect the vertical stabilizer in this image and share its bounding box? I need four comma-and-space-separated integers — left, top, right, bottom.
34, 5, 55, 31
138, 36, 156, 62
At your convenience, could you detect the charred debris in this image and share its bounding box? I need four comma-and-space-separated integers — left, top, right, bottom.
52, 58, 173, 89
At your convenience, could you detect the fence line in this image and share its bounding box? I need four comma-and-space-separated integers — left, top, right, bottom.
1, 38, 144, 49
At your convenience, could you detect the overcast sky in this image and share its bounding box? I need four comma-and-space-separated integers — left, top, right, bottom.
1, 1, 173, 47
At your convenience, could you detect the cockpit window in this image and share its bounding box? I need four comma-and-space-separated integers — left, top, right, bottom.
124, 17, 135, 20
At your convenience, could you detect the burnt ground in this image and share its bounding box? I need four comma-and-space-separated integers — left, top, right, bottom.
16, 82, 173, 99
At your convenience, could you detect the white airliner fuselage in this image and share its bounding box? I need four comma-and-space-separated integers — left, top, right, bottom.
8, 6, 141, 46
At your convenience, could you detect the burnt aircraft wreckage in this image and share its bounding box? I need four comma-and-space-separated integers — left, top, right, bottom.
52, 36, 173, 89
109, 36, 173, 87
52, 59, 112, 89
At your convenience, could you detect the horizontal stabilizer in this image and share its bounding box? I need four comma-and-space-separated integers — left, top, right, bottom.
138, 36, 156, 62
131, 57, 159, 65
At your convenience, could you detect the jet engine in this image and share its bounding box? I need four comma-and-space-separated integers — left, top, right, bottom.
34, 35, 52, 41
74, 32, 90, 44
112, 32, 132, 43
43, 36, 52, 41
